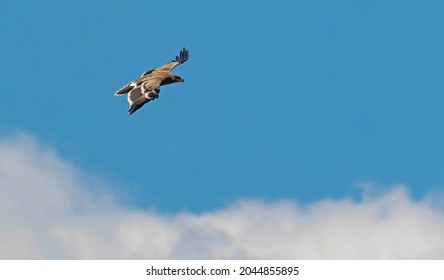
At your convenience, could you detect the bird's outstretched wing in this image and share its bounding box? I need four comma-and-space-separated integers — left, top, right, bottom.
128, 96, 150, 115
139, 48, 188, 78
127, 81, 161, 115
155, 47, 189, 73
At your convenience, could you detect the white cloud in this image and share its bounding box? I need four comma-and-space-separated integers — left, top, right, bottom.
1, 133, 444, 259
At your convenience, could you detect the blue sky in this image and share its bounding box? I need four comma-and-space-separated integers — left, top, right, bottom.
2, 0, 444, 216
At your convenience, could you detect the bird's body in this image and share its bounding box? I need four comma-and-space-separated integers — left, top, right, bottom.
114, 48, 189, 115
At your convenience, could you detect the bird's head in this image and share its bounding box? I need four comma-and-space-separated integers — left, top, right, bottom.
174, 75, 185, 82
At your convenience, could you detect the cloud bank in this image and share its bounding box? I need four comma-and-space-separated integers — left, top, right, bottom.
1, 133, 444, 259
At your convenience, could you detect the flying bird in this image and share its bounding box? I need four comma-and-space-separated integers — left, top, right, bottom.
114, 47, 189, 115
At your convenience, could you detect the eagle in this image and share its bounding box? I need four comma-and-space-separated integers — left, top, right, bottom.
114, 47, 189, 115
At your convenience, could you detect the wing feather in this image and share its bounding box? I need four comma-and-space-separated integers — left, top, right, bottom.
128, 95, 150, 115
126, 81, 161, 115
128, 86, 151, 115
154, 47, 189, 73
127, 86, 143, 105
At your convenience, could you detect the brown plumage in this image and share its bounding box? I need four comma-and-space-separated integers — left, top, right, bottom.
114, 48, 189, 115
